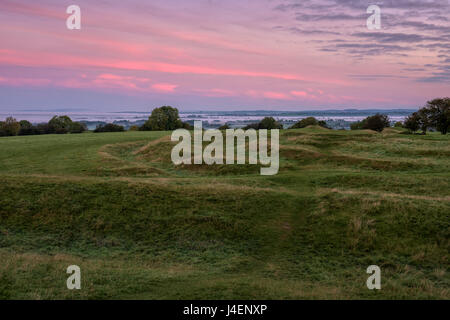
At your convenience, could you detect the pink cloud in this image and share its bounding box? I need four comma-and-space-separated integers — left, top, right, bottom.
0, 77, 51, 86
97, 74, 131, 81
263, 91, 290, 100
291, 91, 308, 97
152, 83, 178, 92
0, 49, 304, 82
194, 88, 236, 97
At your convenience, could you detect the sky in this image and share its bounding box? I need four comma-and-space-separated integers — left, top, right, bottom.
0, 0, 449, 111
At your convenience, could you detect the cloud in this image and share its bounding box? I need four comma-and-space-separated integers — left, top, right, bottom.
152, 83, 178, 92
0, 77, 51, 86
291, 90, 308, 97
351, 32, 442, 43
194, 88, 235, 97
295, 13, 366, 22
263, 91, 290, 100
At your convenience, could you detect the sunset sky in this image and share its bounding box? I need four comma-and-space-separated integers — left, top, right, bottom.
0, 0, 449, 111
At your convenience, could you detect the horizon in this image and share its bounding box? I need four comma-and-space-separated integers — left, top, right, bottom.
1, 107, 419, 114
0, 0, 449, 111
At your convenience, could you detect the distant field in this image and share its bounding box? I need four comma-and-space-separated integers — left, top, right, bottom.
0, 127, 448, 299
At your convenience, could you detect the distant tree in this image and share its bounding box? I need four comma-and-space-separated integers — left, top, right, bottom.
18, 120, 36, 135
218, 124, 230, 130
94, 123, 125, 133
351, 114, 389, 132
48, 115, 73, 134
350, 119, 367, 130
258, 117, 283, 129
0, 117, 21, 136
418, 108, 432, 134
404, 112, 421, 133
364, 114, 390, 132
394, 121, 404, 128
244, 117, 282, 130
424, 97, 450, 134
290, 117, 329, 129
140, 106, 189, 131
69, 122, 87, 134
35, 123, 51, 135
182, 122, 193, 130
243, 122, 259, 130
129, 125, 139, 131
317, 120, 330, 129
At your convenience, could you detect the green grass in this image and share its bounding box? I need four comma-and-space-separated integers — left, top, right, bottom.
0, 128, 448, 299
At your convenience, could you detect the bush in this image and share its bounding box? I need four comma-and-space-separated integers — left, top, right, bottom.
18, 120, 36, 135
364, 114, 390, 132
424, 97, 450, 135
69, 122, 87, 134
182, 122, 193, 130
0, 117, 21, 136
48, 115, 73, 134
129, 125, 139, 131
243, 123, 259, 130
290, 117, 329, 129
404, 113, 421, 133
140, 106, 189, 131
218, 124, 230, 130
351, 114, 390, 132
350, 120, 366, 130
35, 123, 51, 135
94, 123, 125, 133
394, 121, 404, 128
244, 117, 282, 130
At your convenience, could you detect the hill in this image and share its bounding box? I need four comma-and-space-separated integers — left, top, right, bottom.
0, 128, 448, 299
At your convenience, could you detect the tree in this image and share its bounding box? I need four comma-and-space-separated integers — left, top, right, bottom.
351, 114, 390, 132
404, 113, 420, 133
416, 108, 431, 134
218, 124, 230, 130
318, 120, 330, 129
48, 115, 73, 134
94, 123, 125, 133
258, 117, 283, 129
140, 106, 188, 131
394, 121, 404, 128
243, 123, 259, 130
70, 122, 87, 134
290, 117, 329, 129
244, 117, 282, 130
0, 117, 21, 136
350, 120, 366, 130
35, 123, 51, 135
364, 114, 390, 132
18, 120, 35, 135
424, 97, 450, 134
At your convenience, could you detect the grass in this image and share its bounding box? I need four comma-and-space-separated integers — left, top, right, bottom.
0, 127, 448, 299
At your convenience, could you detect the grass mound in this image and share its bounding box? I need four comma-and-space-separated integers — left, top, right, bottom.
0, 129, 448, 299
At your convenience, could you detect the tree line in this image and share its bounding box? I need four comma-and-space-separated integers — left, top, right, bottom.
0, 115, 87, 136
1, 98, 448, 137
351, 97, 449, 134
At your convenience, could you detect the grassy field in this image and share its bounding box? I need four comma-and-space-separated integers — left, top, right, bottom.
0, 126, 448, 299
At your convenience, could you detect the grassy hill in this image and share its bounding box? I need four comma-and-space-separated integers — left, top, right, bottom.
0, 127, 448, 299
